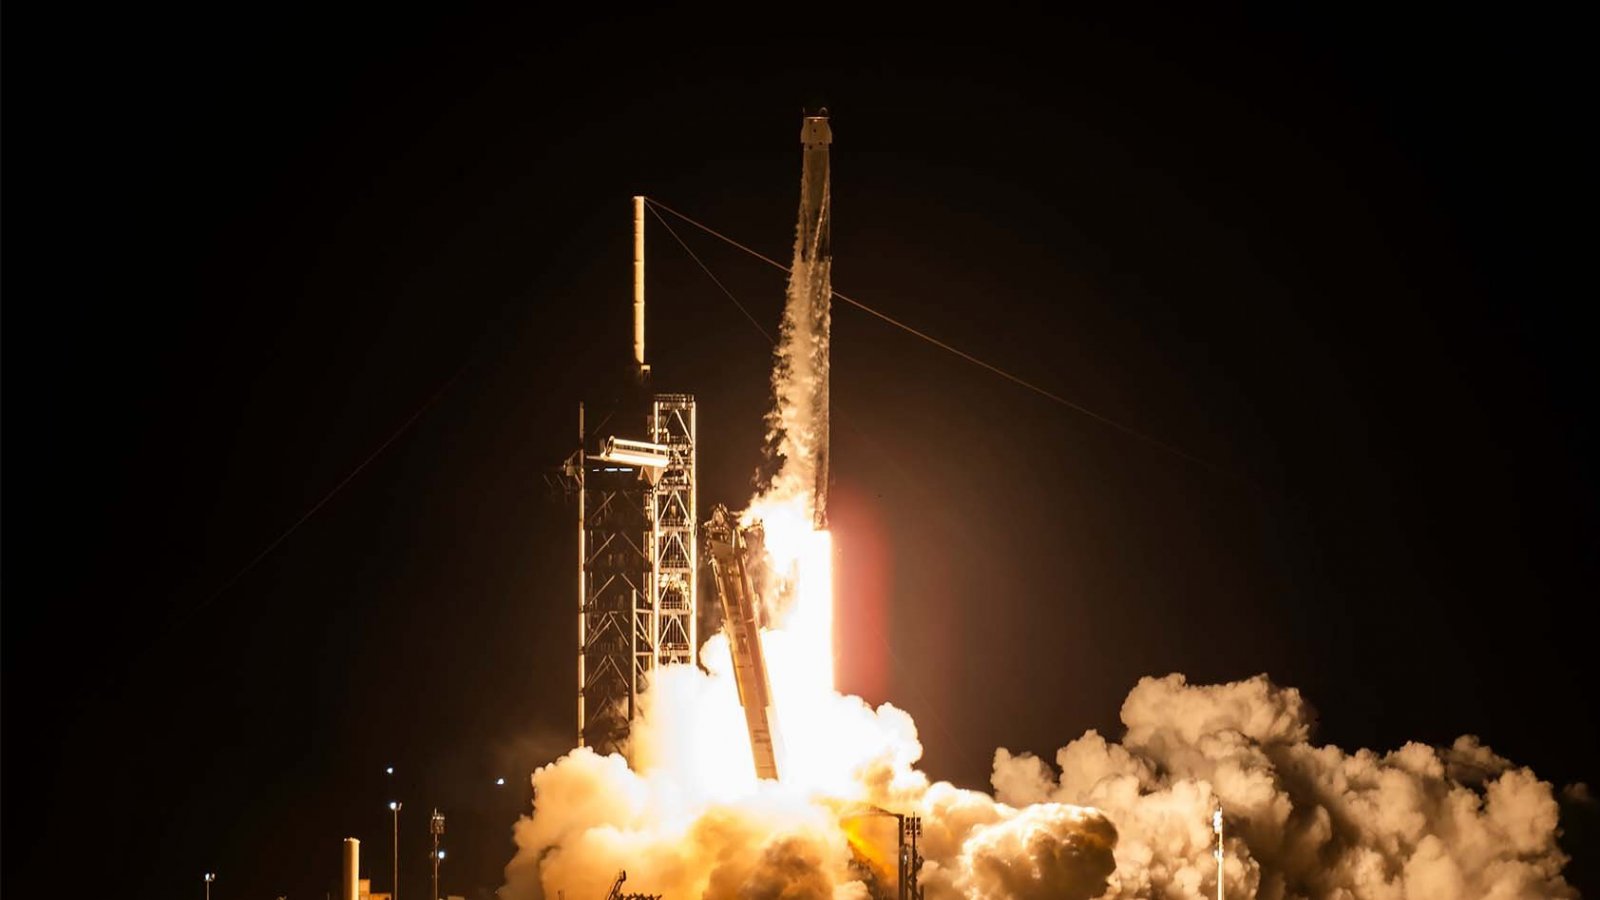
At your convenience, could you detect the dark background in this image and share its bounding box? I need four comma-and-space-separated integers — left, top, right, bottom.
4, 7, 1595, 898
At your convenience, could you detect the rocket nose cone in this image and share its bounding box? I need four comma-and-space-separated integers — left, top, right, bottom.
801, 115, 833, 146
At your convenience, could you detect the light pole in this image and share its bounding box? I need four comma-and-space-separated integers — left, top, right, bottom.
430, 809, 445, 900
204, 872, 215, 900
1213, 806, 1225, 900
389, 801, 403, 900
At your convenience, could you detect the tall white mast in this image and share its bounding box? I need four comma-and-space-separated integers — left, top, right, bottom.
633, 195, 648, 380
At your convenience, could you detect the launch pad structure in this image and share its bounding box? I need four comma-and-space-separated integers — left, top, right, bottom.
562, 196, 699, 755
703, 506, 781, 779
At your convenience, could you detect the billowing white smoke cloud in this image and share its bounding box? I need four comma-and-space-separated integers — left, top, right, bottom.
502, 670, 1575, 899
502, 644, 1119, 900
991, 674, 1576, 899
949, 803, 1118, 900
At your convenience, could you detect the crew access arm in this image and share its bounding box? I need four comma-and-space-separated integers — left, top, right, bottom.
703, 505, 780, 780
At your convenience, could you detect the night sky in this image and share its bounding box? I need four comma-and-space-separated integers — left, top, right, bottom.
5, 8, 1595, 899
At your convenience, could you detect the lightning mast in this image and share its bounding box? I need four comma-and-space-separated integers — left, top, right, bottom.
563, 197, 697, 755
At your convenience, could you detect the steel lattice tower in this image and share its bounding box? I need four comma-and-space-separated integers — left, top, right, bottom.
563, 197, 696, 756
648, 394, 697, 670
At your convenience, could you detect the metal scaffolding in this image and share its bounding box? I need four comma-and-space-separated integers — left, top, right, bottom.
568, 409, 647, 753
561, 197, 697, 756
649, 394, 697, 670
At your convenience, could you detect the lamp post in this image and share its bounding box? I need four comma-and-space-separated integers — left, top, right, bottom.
204, 872, 215, 900
389, 801, 402, 900
889, 814, 924, 900
430, 809, 445, 900
1213, 806, 1225, 900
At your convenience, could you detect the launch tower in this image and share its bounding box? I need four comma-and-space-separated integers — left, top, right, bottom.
562, 197, 697, 755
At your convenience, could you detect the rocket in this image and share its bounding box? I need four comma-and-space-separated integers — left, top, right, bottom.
796, 110, 832, 529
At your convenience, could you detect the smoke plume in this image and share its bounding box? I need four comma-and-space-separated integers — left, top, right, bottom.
503, 668, 1575, 898
503, 637, 1119, 900
991, 674, 1575, 899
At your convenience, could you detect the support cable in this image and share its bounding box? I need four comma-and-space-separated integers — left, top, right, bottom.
644, 197, 1234, 479
192, 362, 470, 614
187, 194, 1234, 623
646, 203, 774, 343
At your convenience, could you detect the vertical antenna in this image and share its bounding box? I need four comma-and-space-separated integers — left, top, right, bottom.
430, 809, 445, 900
1213, 806, 1224, 900
633, 195, 649, 381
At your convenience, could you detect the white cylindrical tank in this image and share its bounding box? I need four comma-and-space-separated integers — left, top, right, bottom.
343, 838, 360, 900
